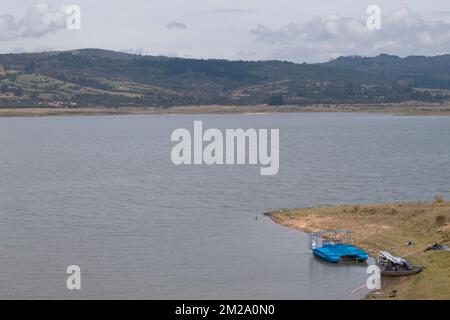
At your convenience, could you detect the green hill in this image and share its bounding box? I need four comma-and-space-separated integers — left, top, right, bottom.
1, 49, 449, 108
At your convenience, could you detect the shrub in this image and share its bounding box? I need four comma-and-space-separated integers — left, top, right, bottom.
435, 194, 444, 203
268, 94, 284, 106
436, 215, 447, 226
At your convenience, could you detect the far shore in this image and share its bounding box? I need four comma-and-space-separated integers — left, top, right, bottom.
265, 200, 450, 299
2, 103, 450, 118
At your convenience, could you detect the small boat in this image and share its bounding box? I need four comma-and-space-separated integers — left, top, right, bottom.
376, 251, 425, 277
308, 230, 368, 263
380, 266, 425, 277
367, 290, 397, 299
424, 243, 449, 252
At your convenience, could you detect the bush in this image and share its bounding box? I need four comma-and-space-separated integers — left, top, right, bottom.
435, 194, 444, 203
436, 215, 447, 226
268, 94, 284, 106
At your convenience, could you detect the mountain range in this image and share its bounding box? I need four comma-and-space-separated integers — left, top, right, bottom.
1, 49, 450, 108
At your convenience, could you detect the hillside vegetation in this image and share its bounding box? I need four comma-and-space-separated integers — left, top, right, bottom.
1, 49, 450, 108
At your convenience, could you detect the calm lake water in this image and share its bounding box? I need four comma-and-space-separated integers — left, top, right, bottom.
1, 112, 450, 299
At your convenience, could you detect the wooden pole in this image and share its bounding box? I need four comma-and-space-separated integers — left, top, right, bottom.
351, 284, 367, 294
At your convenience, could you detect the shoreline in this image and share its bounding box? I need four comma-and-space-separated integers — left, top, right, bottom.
2, 103, 450, 118
265, 200, 450, 299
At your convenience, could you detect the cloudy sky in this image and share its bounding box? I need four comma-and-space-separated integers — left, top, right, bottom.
1, 0, 450, 62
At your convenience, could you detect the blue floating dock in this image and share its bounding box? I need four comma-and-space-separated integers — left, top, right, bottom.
313, 243, 368, 263
308, 230, 368, 263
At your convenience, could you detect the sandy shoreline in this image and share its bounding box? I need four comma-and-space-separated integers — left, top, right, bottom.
266, 200, 450, 299
2, 103, 450, 118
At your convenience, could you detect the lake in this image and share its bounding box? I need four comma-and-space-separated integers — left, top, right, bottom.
1, 112, 449, 299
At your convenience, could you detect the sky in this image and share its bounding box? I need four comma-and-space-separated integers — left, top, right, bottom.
1, 0, 450, 62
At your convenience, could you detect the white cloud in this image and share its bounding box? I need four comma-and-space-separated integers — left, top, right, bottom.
120, 48, 149, 55
0, 15, 18, 41
166, 21, 187, 30
250, 7, 450, 62
0, 3, 68, 42
34, 46, 54, 53
203, 9, 255, 15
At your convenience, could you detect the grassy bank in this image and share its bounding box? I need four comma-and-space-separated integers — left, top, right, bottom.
266, 200, 450, 299
2, 103, 450, 118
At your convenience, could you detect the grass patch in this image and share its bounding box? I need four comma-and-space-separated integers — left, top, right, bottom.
266, 200, 450, 299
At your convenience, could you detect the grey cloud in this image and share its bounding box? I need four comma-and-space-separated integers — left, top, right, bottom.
0, 15, 18, 41
34, 46, 54, 53
166, 21, 187, 30
204, 9, 255, 15
12, 47, 26, 54
0, 3, 68, 41
236, 51, 257, 59
433, 11, 450, 16
250, 8, 450, 62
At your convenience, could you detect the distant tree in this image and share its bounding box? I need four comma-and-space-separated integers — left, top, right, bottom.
390, 84, 413, 94
24, 62, 36, 73
268, 94, 284, 105
58, 74, 68, 82
12, 87, 23, 97
30, 91, 39, 100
